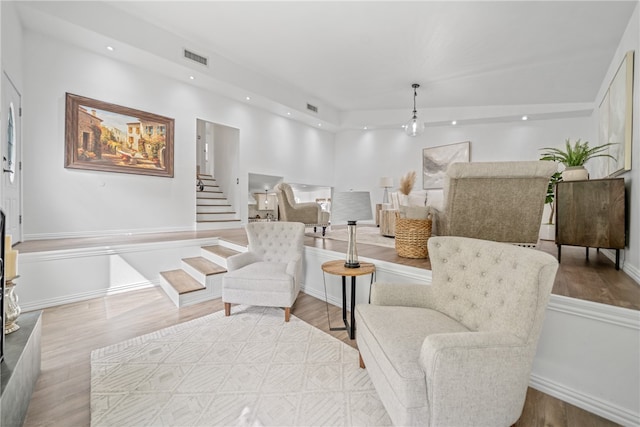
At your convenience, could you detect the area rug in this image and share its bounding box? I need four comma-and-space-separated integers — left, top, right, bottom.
90, 305, 391, 426
309, 226, 395, 249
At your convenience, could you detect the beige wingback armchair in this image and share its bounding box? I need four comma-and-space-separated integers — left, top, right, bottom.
274, 182, 330, 235
355, 236, 559, 426
222, 221, 305, 322
432, 161, 557, 246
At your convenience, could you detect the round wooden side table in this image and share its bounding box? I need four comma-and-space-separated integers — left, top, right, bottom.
321, 260, 375, 339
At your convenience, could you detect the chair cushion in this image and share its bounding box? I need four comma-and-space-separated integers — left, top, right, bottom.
355, 304, 469, 410
223, 262, 293, 292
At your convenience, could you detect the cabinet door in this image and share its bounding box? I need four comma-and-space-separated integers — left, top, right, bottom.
556, 179, 625, 249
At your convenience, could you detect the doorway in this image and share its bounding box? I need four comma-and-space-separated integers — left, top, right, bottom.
1, 72, 22, 242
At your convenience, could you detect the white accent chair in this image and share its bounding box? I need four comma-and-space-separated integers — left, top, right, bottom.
355, 236, 559, 426
222, 221, 305, 322
274, 183, 330, 236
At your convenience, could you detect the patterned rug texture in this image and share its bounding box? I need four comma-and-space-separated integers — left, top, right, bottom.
91, 305, 391, 426
308, 226, 395, 249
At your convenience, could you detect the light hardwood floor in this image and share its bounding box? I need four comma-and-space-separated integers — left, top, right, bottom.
23, 288, 619, 427
17, 226, 637, 426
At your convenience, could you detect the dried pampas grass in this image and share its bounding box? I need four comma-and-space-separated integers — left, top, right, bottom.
399, 171, 416, 195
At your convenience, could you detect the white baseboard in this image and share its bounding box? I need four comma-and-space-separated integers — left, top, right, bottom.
529, 373, 639, 426
21, 281, 159, 313
23, 226, 196, 241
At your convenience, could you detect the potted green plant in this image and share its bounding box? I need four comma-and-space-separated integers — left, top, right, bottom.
539, 138, 615, 181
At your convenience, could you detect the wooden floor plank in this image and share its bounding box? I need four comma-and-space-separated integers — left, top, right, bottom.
23, 288, 623, 427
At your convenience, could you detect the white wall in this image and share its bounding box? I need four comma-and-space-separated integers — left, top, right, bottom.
333, 116, 594, 218
591, 3, 640, 283
21, 31, 335, 239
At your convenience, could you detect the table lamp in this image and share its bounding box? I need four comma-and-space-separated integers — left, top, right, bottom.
331, 191, 373, 268
379, 177, 393, 204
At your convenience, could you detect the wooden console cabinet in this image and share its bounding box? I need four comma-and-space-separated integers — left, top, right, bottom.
555, 178, 625, 269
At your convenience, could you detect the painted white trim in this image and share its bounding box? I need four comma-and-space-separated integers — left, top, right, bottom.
21, 281, 159, 313
23, 226, 196, 241
548, 294, 640, 329
19, 238, 221, 262
529, 373, 639, 426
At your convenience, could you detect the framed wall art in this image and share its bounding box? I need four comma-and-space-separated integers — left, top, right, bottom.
422, 141, 470, 189
65, 93, 175, 177
599, 50, 634, 177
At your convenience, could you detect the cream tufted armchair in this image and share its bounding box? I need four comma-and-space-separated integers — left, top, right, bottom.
222, 221, 305, 322
274, 183, 330, 236
355, 236, 558, 426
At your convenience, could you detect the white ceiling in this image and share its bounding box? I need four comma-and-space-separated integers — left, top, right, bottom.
16, 1, 638, 129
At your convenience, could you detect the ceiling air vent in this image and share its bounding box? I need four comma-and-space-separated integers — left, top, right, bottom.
306, 103, 318, 113
184, 49, 208, 67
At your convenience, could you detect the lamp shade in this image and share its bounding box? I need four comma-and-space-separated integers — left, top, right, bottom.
379, 177, 393, 188
331, 191, 373, 224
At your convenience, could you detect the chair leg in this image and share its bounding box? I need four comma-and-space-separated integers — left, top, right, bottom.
224, 302, 231, 317
284, 307, 291, 322
359, 352, 366, 369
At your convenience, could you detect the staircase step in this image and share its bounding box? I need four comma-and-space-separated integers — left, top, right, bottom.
160, 269, 205, 295
203, 245, 241, 259
182, 257, 227, 275
197, 205, 232, 213
197, 192, 226, 199
197, 199, 229, 206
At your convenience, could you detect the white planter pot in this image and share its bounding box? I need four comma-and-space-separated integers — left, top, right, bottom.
539, 223, 555, 241
562, 166, 589, 181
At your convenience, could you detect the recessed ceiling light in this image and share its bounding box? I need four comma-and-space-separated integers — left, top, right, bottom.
189, 76, 195, 80
451, 120, 457, 125
106, 46, 114, 51
245, 96, 251, 101
318, 123, 322, 127
286, 112, 291, 116
522, 115, 528, 121
364, 126, 368, 130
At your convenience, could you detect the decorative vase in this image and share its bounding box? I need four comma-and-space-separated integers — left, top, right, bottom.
4, 276, 21, 334
562, 166, 589, 181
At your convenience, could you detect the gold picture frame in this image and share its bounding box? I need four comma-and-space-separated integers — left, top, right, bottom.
65, 93, 174, 177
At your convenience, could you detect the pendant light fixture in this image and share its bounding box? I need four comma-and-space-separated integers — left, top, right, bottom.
404, 83, 425, 137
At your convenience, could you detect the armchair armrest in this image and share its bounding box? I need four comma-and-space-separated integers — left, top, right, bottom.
419, 331, 531, 423
285, 254, 302, 278
370, 283, 436, 308
227, 251, 260, 271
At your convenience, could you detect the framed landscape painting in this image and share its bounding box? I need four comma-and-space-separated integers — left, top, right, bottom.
65, 93, 174, 177
422, 141, 470, 189
599, 51, 634, 177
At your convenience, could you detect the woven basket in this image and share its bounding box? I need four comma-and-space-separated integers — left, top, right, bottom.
394, 212, 432, 259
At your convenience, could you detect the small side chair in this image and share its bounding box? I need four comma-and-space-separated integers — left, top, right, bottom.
222, 221, 305, 321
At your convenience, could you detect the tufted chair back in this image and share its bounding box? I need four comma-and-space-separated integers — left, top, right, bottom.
246, 221, 305, 265
428, 236, 558, 343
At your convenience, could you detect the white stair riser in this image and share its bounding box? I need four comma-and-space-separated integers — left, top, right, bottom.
197, 199, 229, 206
200, 250, 228, 267
197, 193, 225, 199
197, 205, 232, 213
158, 275, 180, 306
181, 262, 207, 284
177, 274, 223, 307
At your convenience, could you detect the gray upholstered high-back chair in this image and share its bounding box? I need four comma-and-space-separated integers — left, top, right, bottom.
355, 236, 559, 426
222, 221, 305, 322
432, 161, 557, 246
274, 182, 329, 235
